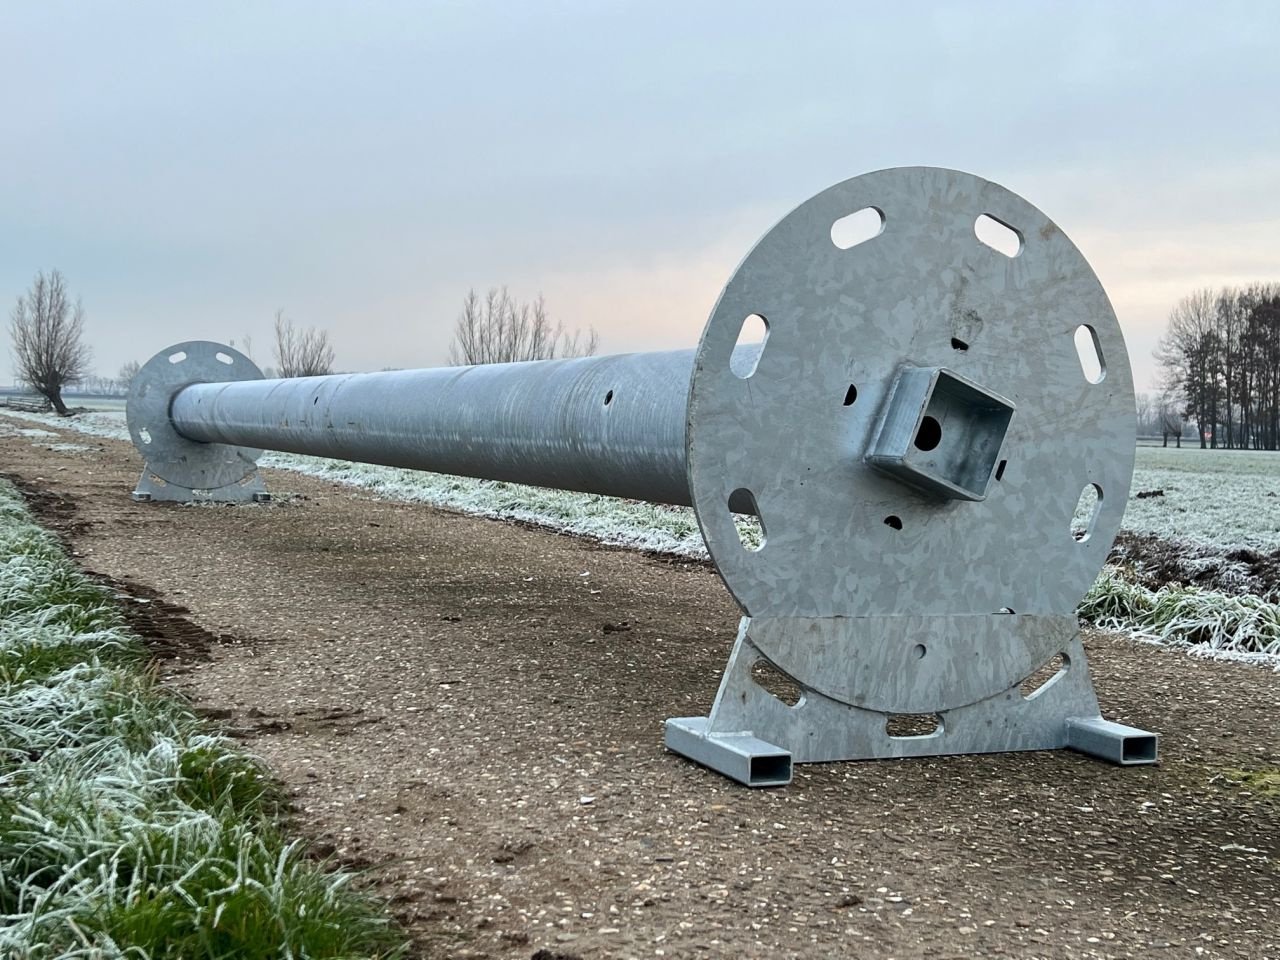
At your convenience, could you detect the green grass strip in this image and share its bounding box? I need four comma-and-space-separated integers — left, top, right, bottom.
0, 479, 406, 959
1081, 565, 1280, 659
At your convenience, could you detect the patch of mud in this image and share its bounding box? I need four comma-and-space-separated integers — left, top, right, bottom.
3, 472, 255, 663
1, 471, 92, 540
93, 572, 255, 663
1110, 531, 1280, 600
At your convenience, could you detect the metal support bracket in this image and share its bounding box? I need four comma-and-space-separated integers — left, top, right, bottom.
132, 469, 270, 504
673, 167, 1158, 785
666, 614, 1157, 786
126, 341, 268, 504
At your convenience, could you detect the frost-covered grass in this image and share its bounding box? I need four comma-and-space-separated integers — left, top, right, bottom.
258, 453, 738, 555
0, 409, 128, 443
1082, 566, 1279, 667
4, 408, 1278, 666
6, 408, 1275, 553
0, 478, 405, 958
1129, 446, 1280, 550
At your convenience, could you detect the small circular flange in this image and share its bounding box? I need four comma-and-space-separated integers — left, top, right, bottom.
686, 167, 1135, 620
126, 341, 264, 490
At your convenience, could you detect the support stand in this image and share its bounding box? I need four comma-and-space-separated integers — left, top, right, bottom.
667, 615, 1157, 786
132, 469, 269, 504
126, 341, 268, 505
672, 167, 1159, 786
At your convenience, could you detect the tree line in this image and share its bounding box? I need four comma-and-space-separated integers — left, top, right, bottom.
1157, 284, 1280, 449
7, 270, 339, 413
1133, 391, 1188, 447
16, 266, 1275, 449
8, 270, 595, 415
448, 287, 598, 365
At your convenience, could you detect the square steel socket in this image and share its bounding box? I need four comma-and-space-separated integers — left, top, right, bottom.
867, 366, 1015, 501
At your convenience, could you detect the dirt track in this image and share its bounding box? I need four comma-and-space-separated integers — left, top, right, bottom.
2, 421, 1278, 960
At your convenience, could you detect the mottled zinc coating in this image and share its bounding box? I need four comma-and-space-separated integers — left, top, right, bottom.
169, 348, 699, 507
687, 166, 1136, 621
127, 168, 1155, 785
126, 341, 264, 491
669, 167, 1153, 783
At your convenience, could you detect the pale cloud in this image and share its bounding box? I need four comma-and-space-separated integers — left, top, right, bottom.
532, 231, 762, 357
2, 0, 1278, 392
1088, 219, 1280, 391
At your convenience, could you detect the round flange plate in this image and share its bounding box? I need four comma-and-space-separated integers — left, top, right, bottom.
686, 167, 1135, 619
126, 341, 264, 490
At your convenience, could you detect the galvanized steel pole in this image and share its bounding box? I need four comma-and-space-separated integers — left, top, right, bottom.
126, 166, 1158, 786
169, 349, 699, 506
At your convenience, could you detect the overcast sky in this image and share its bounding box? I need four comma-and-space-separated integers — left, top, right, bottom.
3, 1, 1278, 392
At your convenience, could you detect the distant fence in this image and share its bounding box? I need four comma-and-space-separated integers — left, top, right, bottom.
1, 395, 52, 413
1137, 435, 1194, 448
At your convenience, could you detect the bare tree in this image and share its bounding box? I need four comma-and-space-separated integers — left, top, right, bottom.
448, 287, 599, 365
273, 310, 335, 377
1155, 379, 1184, 448
117, 359, 142, 393
9, 270, 91, 415
1156, 289, 1218, 448
1155, 283, 1280, 450
1134, 392, 1154, 436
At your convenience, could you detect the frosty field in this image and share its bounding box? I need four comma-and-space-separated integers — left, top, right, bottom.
1123, 446, 1280, 550
2, 408, 1278, 665
4, 408, 1276, 554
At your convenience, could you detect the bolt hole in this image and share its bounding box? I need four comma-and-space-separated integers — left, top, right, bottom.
1074, 324, 1106, 383
886, 713, 942, 738
313, 396, 320, 405
974, 214, 1023, 257
914, 415, 942, 451
950, 337, 969, 351
215, 351, 234, 365
138, 427, 152, 445
884, 515, 903, 531
995, 459, 1007, 481
842, 384, 858, 406
730, 488, 766, 551
751, 659, 802, 707
911, 644, 926, 660
730, 314, 769, 379
830, 206, 885, 250
167, 351, 188, 364
603, 389, 614, 406
1020, 653, 1069, 699
1071, 483, 1103, 541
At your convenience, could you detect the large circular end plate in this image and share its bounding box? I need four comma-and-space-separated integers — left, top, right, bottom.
687, 167, 1135, 619
127, 341, 264, 490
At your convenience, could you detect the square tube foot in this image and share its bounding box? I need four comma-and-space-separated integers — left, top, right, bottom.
1066, 717, 1159, 765
665, 717, 792, 787
134, 468, 268, 504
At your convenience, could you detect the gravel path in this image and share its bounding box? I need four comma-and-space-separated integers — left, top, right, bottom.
1, 423, 1277, 960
